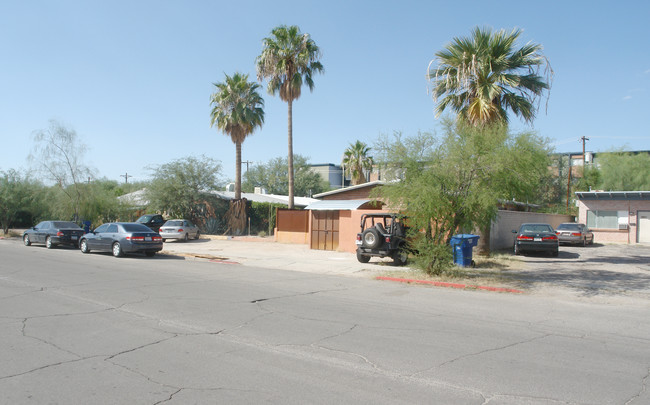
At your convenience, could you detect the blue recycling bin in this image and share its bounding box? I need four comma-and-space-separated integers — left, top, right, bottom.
450, 234, 480, 267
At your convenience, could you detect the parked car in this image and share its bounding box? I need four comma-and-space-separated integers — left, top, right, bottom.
555, 223, 594, 246
513, 223, 559, 257
23, 221, 85, 249
356, 213, 409, 265
159, 219, 200, 242
79, 222, 163, 257
135, 214, 165, 232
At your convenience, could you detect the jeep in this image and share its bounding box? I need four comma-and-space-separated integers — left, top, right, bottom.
355, 213, 408, 265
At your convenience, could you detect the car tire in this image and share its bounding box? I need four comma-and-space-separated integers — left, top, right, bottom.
392, 249, 408, 266
45, 236, 54, 249
551, 249, 559, 257
112, 242, 124, 257
145, 251, 156, 257
195, 230, 200, 240
183, 233, 189, 242
362, 228, 381, 249
582, 238, 587, 247
162, 238, 166, 243
23, 234, 31, 246
513, 243, 520, 255
356, 249, 370, 263
80, 239, 90, 253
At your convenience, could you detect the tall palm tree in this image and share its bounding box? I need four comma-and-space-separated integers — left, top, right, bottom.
342, 141, 373, 185
210, 72, 265, 200
428, 26, 551, 126
256, 25, 323, 209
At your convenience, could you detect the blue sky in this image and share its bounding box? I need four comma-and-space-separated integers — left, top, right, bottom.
2, 0, 649, 184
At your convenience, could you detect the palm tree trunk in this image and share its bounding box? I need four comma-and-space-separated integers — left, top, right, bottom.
287, 99, 294, 209
235, 141, 242, 200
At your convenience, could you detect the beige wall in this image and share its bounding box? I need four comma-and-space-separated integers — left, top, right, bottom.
488, 211, 574, 250
577, 199, 650, 244
336, 209, 392, 253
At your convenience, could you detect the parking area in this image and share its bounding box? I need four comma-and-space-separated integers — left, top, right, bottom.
503, 243, 650, 302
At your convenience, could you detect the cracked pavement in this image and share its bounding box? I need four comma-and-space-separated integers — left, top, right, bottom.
2, 238, 650, 404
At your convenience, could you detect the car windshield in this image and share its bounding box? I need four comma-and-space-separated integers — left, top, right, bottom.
521, 224, 553, 233
557, 224, 580, 231
122, 223, 154, 233
164, 220, 183, 226
136, 215, 154, 223
52, 221, 81, 229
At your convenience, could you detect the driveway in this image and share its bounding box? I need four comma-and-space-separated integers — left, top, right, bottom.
505, 243, 650, 303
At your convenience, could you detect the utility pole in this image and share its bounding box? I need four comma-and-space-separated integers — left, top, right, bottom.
241, 161, 253, 172
120, 172, 132, 184
566, 154, 572, 213
580, 136, 590, 167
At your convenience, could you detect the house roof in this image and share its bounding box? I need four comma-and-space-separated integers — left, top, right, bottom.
575, 191, 650, 200
211, 191, 319, 207
304, 199, 380, 211
313, 180, 385, 199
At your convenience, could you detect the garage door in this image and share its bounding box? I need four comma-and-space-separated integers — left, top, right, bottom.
310, 211, 339, 251
638, 211, 650, 243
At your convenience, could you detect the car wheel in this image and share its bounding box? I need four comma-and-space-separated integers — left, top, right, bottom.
356, 249, 370, 263
183, 233, 189, 242
513, 243, 520, 255
23, 234, 31, 246
582, 237, 587, 247
362, 228, 381, 249
162, 238, 166, 243
195, 230, 200, 240
392, 249, 408, 266
551, 249, 559, 257
145, 251, 156, 257
80, 239, 90, 253
112, 242, 124, 257
45, 236, 54, 249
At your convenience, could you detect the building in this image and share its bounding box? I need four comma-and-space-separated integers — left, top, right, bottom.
575, 191, 650, 244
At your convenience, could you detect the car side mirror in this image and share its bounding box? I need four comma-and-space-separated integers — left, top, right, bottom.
511, 230, 517, 234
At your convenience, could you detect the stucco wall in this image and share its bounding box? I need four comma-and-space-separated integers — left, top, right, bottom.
489, 211, 574, 250
337, 209, 392, 253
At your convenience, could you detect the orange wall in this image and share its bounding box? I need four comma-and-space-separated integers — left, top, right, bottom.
337, 209, 392, 253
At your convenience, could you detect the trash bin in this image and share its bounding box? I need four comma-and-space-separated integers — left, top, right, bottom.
450, 234, 480, 267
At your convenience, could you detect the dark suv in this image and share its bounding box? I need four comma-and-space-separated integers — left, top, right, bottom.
135, 214, 165, 232
355, 213, 408, 265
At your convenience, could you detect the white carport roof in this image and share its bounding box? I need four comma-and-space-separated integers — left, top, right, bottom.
304, 199, 376, 211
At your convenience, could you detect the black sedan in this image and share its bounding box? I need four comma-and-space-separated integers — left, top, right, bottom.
23, 221, 85, 249
513, 223, 559, 257
79, 222, 163, 257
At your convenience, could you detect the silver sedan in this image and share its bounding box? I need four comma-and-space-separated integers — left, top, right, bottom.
555, 223, 594, 246
159, 219, 200, 242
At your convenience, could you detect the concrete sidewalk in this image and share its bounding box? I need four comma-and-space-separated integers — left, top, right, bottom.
160, 235, 402, 277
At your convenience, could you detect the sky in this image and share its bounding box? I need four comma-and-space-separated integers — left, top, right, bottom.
2, 0, 649, 185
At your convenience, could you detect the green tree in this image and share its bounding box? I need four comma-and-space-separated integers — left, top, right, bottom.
242, 154, 330, 197
342, 140, 373, 185
428, 26, 551, 126
374, 120, 551, 274
0, 169, 40, 234
256, 25, 324, 209
146, 156, 222, 222
29, 120, 95, 221
597, 152, 650, 191
210, 72, 265, 200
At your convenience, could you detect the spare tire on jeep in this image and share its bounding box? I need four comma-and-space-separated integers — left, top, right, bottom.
362, 228, 382, 249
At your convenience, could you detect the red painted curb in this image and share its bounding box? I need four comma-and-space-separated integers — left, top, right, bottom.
376, 276, 524, 294
209, 259, 240, 264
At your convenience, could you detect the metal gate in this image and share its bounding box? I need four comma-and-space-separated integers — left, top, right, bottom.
310, 211, 339, 250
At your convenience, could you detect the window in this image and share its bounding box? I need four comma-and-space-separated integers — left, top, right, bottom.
586, 210, 622, 229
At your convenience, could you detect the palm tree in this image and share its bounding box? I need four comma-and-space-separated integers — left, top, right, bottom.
256, 25, 323, 209
342, 141, 373, 185
210, 72, 265, 200
428, 26, 551, 126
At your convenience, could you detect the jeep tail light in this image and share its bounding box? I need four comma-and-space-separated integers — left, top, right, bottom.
385, 236, 391, 243
356, 235, 361, 241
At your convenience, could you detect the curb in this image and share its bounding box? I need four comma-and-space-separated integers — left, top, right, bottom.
376, 276, 524, 294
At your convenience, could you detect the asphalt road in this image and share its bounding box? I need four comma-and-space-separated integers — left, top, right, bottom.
1, 240, 650, 404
